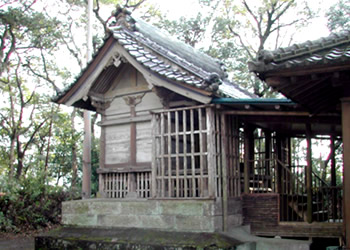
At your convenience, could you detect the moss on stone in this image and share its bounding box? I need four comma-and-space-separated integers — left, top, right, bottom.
36, 226, 241, 249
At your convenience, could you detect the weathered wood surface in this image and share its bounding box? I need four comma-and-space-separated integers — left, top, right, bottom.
136, 122, 152, 162
153, 106, 215, 198
253, 222, 343, 238
242, 193, 279, 230
105, 124, 130, 164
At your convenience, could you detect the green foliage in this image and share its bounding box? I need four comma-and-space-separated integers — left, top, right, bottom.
154, 13, 210, 47
326, 0, 350, 32
0, 174, 69, 232
50, 111, 83, 187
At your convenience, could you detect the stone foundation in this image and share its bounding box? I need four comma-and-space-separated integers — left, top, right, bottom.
35, 227, 242, 249
62, 198, 243, 233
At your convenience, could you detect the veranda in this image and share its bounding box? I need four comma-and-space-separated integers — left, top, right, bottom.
97, 104, 343, 236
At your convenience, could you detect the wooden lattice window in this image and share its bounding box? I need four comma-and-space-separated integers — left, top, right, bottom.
151, 106, 217, 198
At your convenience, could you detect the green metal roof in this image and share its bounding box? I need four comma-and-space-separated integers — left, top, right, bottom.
211, 98, 295, 105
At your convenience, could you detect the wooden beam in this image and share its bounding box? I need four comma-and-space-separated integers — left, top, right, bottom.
341, 97, 350, 248
221, 110, 312, 116
244, 124, 254, 194
265, 64, 350, 78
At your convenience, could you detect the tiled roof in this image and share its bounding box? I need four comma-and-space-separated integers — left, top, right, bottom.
111, 15, 256, 99
248, 30, 350, 75
53, 9, 257, 106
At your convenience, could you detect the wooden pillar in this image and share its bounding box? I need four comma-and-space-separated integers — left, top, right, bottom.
341, 98, 350, 248
98, 115, 106, 197
276, 134, 283, 194
331, 136, 337, 187
123, 94, 144, 199
330, 136, 338, 220
82, 0, 93, 200
244, 124, 254, 194
206, 107, 216, 198
287, 137, 292, 167
264, 130, 271, 176
151, 114, 158, 198
82, 110, 91, 199
306, 124, 313, 224
221, 114, 228, 232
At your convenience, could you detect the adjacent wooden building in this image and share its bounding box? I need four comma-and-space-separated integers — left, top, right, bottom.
55, 8, 347, 247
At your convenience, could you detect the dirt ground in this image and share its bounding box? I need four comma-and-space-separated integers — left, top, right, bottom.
0, 225, 59, 250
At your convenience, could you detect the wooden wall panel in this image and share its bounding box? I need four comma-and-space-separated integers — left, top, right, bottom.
105, 97, 130, 119
135, 92, 163, 113
136, 121, 152, 162
105, 124, 130, 164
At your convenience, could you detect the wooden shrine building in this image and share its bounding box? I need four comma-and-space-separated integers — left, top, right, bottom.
249, 31, 350, 248
52, 8, 348, 248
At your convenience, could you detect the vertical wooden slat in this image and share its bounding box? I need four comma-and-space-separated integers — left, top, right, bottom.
190, 109, 196, 197
183, 110, 188, 198
206, 107, 216, 198
221, 114, 228, 232
244, 125, 252, 194
199, 108, 204, 197
234, 117, 241, 196
118, 173, 120, 198
160, 113, 165, 198
306, 124, 313, 223
228, 117, 233, 197
99, 173, 104, 197
215, 112, 222, 197
106, 173, 109, 198
141, 173, 144, 198
115, 173, 117, 198
151, 114, 158, 198
175, 111, 180, 197
124, 173, 128, 198
167, 111, 172, 197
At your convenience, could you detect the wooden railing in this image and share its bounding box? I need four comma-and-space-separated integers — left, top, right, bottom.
99, 170, 151, 199
247, 158, 276, 193
276, 159, 343, 223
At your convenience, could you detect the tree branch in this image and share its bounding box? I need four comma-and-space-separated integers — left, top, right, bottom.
227, 24, 255, 60
22, 118, 48, 155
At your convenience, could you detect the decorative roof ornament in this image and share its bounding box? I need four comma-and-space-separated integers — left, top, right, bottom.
110, 6, 136, 31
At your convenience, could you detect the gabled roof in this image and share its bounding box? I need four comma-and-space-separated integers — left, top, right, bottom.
54, 9, 256, 110
248, 30, 350, 114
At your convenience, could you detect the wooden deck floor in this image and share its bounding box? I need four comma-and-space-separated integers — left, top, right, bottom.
252, 222, 343, 238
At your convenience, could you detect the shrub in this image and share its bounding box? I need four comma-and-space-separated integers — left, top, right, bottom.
0, 175, 70, 233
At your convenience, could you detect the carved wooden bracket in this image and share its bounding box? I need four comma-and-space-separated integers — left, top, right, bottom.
91, 98, 112, 112
123, 93, 146, 108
